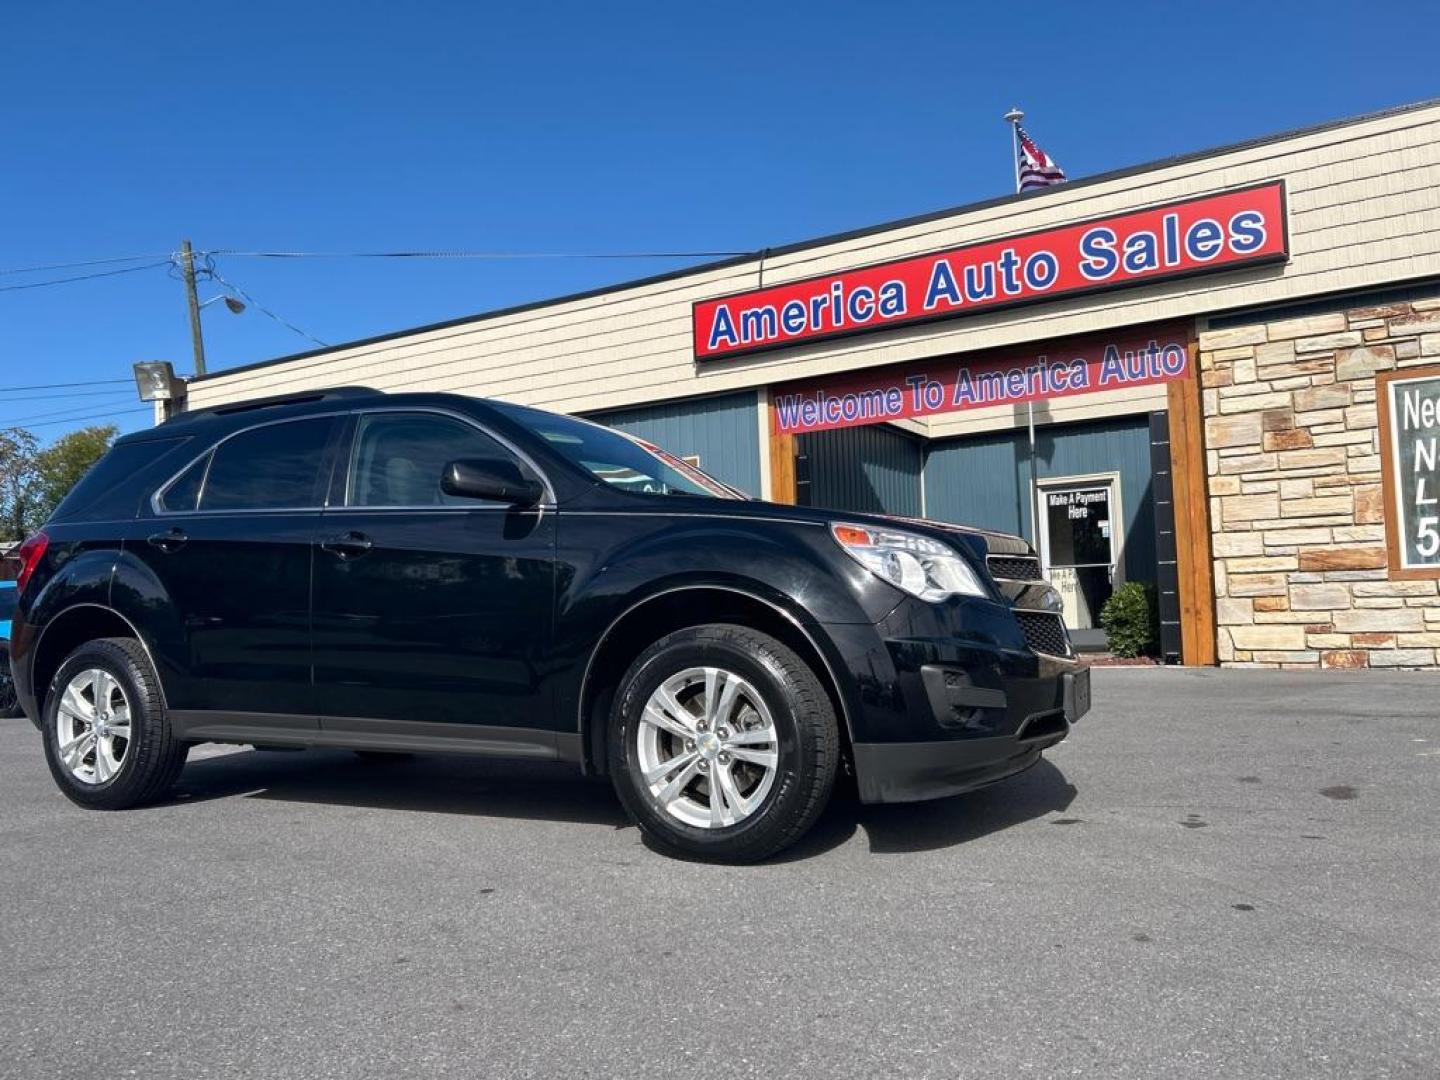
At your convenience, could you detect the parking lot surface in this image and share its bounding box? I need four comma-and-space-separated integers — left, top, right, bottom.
1, 667, 1436, 1079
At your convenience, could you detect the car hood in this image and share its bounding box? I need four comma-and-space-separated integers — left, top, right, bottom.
619, 494, 1034, 561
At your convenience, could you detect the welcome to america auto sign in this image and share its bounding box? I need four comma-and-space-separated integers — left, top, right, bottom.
693, 182, 1287, 362
770, 324, 1191, 435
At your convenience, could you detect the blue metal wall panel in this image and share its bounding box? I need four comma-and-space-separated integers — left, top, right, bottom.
586, 391, 761, 496
923, 433, 1030, 537
923, 415, 1158, 582
798, 424, 923, 517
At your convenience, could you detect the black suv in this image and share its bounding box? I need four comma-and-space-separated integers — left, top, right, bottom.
8, 387, 1087, 860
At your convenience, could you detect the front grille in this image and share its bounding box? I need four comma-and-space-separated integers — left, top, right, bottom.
988, 554, 1043, 581
1014, 610, 1072, 657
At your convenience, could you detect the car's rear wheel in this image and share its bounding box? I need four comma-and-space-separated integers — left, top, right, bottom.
42, 638, 188, 810
0, 667, 21, 719
609, 624, 838, 862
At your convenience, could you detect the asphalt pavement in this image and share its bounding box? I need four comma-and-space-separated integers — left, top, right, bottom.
1, 668, 1436, 1079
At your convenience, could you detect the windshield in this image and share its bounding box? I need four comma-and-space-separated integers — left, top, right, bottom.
492, 403, 745, 499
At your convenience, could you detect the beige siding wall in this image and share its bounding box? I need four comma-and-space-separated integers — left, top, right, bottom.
187, 104, 1440, 415
923, 381, 1172, 439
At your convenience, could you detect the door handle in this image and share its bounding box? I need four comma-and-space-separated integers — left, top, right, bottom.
320, 531, 374, 559
146, 528, 189, 553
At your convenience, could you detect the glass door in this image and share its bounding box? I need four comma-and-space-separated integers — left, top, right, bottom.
1037, 477, 1120, 644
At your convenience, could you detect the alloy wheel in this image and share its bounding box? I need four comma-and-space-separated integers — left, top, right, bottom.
54, 668, 132, 785
635, 666, 780, 829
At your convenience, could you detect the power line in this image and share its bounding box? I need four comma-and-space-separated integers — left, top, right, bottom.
0, 396, 138, 424
211, 248, 751, 261
0, 253, 172, 276
0, 246, 753, 297
7, 406, 151, 430
2, 406, 151, 432
0, 398, 147, 425
1, 388, 138, 403
0, 260, 172, 293
3, 378, 133, 392
205, 263, 328, 348
0, 242, 753, 384
0, 248, 753, 276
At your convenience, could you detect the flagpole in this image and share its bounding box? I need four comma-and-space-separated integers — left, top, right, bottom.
1003, 106, 1025, 195
1004, 106, 1041, 548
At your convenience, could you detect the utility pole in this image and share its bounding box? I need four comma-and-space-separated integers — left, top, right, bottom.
179, 239, 207, 376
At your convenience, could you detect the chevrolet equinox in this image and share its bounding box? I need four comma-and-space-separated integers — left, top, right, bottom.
8, 387, 1089, 860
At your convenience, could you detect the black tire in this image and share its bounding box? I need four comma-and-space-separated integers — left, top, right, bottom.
41, 637, 188, 810
352, 750, 413, 763
609, 624, 838, 862
0, 668, 21, 719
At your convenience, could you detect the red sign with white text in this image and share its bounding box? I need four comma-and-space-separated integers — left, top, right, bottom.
770, 324, 1191, 436
694, 182, 1286, 361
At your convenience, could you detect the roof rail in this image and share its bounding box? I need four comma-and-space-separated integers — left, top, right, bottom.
164, 386, 383, 425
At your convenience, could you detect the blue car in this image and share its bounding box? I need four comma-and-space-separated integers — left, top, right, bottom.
0, 580, 18, 719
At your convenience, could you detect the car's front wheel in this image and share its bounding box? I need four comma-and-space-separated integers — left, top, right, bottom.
609, 624, 839, 862
42, 638, 188, 809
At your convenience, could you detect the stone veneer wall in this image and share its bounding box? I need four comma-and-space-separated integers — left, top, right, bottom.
1198, 294, 1440, 669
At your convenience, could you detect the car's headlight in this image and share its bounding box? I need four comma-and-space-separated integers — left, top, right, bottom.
829, 522, 988, 602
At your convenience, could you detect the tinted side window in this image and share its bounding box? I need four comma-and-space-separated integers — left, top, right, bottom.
348, 413, 519, 507
158, 454, 207, 512
50, 437, 192, 522
200, 418, 334, 511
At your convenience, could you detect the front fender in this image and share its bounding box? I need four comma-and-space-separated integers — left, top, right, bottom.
556, 514, 894, 633
550, 512, 902, 743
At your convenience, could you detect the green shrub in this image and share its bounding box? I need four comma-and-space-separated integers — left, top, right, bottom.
1100, 581, 1158, 658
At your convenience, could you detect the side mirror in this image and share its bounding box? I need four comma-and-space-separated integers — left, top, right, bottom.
441, 458, 544, 506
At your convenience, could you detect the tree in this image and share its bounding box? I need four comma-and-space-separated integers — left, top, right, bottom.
0, 428, 40, 542
32, 425, 118, 524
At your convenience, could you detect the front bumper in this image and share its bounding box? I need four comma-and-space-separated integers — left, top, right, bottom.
853, 735, 1045, 803
854, 666, 1087, 802
825, 592, 1088, 804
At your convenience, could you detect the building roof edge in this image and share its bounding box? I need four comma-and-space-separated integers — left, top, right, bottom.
191, 96, 1440, 385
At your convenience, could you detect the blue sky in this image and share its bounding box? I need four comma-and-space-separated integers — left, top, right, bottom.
2, 0, 1436, 440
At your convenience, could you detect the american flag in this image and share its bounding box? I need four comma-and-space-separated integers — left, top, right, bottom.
1017, 125, 1066, 191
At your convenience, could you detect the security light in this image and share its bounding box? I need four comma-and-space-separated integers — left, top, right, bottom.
132, 360, 179, 402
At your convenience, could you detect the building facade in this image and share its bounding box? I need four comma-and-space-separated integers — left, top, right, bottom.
181, 99, 1440, 668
